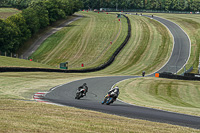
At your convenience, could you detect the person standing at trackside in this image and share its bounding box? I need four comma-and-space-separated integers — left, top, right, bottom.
78, 83, 88, 96
142, 71, 145, 77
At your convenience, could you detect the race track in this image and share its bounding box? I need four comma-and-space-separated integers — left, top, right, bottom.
44, 15, 200, 129
150, 15, 191, 74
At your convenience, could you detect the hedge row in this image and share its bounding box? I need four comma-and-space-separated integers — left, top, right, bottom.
0, 15, 131, 73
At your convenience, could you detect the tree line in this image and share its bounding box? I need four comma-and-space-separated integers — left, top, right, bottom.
81, 0, 200, 12
0, 0, 83, 54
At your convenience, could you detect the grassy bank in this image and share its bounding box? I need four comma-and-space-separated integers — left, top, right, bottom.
0, 56, 55, 69
117, 77, 200, 117
29, 11, 128, 69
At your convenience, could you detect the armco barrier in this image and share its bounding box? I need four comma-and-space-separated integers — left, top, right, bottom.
158, 72, 200, 81
0, 15, 131, 73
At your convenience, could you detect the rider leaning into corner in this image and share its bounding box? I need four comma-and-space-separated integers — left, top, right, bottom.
78, 83, 88, 96
102, 86, 120, 104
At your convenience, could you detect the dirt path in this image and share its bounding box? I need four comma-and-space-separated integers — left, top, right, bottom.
22, 14, 83, 59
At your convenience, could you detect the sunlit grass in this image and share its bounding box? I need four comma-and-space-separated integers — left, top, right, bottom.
0, 8, 19, 12
0, 8, 20, 19
29, 11, 127, 69
0, 99, 198, 133
0, 56, 55, 69
117, 77, 200, 116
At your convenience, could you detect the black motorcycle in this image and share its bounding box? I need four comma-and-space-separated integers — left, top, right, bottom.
75, 89, 86, 99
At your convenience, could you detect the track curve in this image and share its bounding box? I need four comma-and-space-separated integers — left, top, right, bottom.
150, 15, 191, 74
44, 15, 200, 129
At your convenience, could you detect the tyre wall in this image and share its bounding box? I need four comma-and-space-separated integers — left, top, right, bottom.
158, 72, 200, 81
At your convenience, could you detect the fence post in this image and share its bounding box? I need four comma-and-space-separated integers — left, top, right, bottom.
5, 52, 6, 56
199, 56, 200, 74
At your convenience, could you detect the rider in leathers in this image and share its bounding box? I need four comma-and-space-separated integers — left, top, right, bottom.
102, 86, 119, 104
78, 83, 88, 96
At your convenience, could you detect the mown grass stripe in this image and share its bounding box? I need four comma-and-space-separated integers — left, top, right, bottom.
117, 77, 200, 116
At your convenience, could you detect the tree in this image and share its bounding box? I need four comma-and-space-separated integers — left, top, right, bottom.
30, 1, 50, 29
2, 19, 20, 53
6, 14, 31, 51
165, 0, 172, 11
22, 7, 40, 34
43, 0, 65, 23
0, 19, 6, 52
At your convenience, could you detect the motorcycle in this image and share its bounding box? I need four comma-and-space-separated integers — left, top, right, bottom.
101, 93, 116, 105
75, 89, 85, 99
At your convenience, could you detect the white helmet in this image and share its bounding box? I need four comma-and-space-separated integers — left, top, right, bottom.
115, 86, 119, 90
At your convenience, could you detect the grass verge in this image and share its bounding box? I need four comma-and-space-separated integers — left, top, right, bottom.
117, 77, 200, 117
1, 99, 199, 133
0, 56, 55, 68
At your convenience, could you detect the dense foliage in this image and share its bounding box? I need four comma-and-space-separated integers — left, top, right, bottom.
0, 0, 83, 54
82, 0, 200, 12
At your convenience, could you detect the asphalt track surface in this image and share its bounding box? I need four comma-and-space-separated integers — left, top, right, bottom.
149, 15, 191, 74
44, 15, 200, 129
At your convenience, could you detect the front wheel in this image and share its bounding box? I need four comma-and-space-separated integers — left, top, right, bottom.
106, 97, 113, 105
75, 92, 82, 99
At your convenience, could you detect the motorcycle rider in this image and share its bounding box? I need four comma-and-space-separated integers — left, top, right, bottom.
78, 83, 88, 96
102, 86, 120, 104
142, 71, 145, 77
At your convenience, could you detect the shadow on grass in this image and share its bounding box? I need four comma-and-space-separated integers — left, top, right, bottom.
65, 25, 79, 27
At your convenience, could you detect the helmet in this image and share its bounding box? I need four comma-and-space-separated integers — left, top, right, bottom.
115, 86, 119, 90
83, 83, 87, 86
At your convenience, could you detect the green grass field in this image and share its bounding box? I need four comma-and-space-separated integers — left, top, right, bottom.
117, 77, 200, 117
1, 11, 200, 132
0, 8, 20, 19
1, 99, 198, 132
0, 56, 55, 68
29, 11, 128, 69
